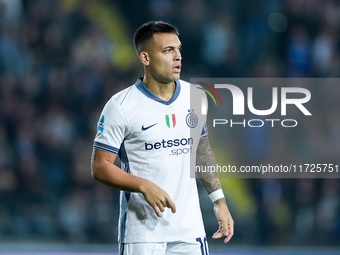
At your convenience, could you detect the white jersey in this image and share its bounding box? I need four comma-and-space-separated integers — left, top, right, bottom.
93, 78, 208, 243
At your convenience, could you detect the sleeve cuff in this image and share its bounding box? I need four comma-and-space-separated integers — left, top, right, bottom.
93, 141, 119, 154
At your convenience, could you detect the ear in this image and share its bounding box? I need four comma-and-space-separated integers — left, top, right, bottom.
140, 52, 150, 66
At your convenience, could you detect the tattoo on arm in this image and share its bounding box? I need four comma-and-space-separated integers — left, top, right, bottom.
196, 137, 221, 194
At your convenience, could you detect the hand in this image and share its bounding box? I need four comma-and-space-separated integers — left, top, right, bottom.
212, 199, 234, 243
140, 180, 176, 217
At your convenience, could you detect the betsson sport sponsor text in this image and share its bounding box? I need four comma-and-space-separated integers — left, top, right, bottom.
145, 137, 193, 156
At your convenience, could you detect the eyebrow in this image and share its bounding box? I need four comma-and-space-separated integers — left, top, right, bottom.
163, 44, 182, 50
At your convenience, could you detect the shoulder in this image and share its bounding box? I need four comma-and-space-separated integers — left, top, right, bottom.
104, 83, 140, 108
111, 85, 136, 105
99, 86, 135, 120
178, 79, 208, 115
178, 79, 206, 97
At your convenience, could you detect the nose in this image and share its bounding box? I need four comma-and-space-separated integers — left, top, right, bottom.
175, 49, 182, 61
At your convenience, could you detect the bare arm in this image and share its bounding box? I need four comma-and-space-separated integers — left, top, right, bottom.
91, 148, 145, 192
196, 137, 234, 243
91, 148, 176, 217
196, 136, 221, 194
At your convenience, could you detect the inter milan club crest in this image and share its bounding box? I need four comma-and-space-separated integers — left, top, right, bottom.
165, 114, 176, 128
186, 110, 198, 128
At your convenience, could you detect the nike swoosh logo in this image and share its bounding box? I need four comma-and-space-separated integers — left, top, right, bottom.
141, 123, 158, 131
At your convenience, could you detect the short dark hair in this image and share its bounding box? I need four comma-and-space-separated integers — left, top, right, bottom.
133, 21, 179, 55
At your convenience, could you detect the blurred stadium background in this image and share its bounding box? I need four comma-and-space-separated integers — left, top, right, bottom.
0, 0, 340, 254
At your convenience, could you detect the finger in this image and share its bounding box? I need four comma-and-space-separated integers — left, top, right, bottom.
221, 221, 233, 237
160, 199, 168, 208
223, 231, 233, 243
153, 205, 162, 217
212, 226, 224, 239
214, 225, 223, 233
212, 224, 232, 240
223, 225, 234, 243
165, 197, 176, 213
157, 202, 165, 212
213, 226, 223, 234
224, 233, 233, 243
212, 232, 224, 239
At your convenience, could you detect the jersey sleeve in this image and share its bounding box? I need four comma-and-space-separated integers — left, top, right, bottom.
200, 123, 209, 138
93, 98, 127, 155
200, 90, 208, 139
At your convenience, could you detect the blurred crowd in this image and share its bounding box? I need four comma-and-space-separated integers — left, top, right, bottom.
0, 0, 339, 246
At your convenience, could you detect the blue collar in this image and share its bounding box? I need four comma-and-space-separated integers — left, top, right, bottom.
135, 78, 181, 105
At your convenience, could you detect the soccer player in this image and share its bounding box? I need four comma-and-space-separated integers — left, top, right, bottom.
91, 21, 233, 255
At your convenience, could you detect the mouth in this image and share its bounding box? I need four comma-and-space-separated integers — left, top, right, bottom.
172, 64, 181, 73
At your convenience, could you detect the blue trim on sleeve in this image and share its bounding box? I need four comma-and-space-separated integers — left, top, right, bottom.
93, 142, 119, 154
118, 142, 129, 170
119, 190, 130, 243
118, 141, 130, 244
135, 77, 181, 105
200, 123, 209, 138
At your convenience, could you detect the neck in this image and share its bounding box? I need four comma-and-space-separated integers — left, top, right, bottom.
142, 75, 176, 102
